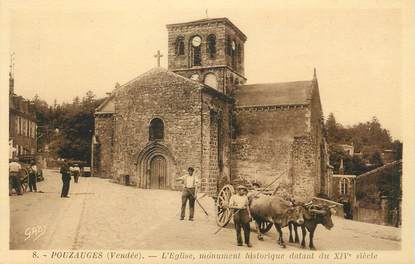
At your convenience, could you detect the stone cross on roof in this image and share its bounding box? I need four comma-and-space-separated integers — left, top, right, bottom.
154, 50, 163, 67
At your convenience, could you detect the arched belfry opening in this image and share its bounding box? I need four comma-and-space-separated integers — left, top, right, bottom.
135, 142, 176, 189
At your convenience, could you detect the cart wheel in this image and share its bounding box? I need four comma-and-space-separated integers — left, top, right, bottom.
21, 182, 28, 193
259, 220, 273, 233
20, 169, 29, 193
216, 184, 235, 227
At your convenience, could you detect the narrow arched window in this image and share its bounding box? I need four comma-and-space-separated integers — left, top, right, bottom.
207, 34, 216, 58
237, 43, 242, 63
226, 36, 231, 55
175, 36, 185, 55
340, 178, 349, 195
149, 118, 164, 141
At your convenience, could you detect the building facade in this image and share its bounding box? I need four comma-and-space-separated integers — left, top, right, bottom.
9, 72, 37, 159
93, 18, 329, 201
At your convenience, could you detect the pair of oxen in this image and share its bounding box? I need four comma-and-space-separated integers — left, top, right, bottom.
248, 193, 337, 250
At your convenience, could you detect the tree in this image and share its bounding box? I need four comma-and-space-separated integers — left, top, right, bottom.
30, 92, 105, 163
369, 151, 384, 167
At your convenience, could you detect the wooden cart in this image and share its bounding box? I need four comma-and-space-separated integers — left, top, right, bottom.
215, 182, 274, 234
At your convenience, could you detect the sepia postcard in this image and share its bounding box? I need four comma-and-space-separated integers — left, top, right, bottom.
1, 0, 414, 263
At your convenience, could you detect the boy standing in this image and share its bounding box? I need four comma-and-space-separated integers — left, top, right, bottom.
229, 185, 252, 247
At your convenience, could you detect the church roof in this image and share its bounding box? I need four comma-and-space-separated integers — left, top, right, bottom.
166, 17, 247, 41
95, 67, 209, 114
234, 80, 314, 107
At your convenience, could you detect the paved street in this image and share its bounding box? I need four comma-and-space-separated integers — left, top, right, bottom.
10, 169, 401, 250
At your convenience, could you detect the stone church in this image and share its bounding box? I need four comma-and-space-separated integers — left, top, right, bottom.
93, 18, 329, 201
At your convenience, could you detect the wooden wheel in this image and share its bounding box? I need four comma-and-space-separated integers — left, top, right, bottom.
216, 184, 235, 227
259, 220, 273, 233
20, 169, 29, 193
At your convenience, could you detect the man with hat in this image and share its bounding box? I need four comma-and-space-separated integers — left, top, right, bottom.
176, 167, 199, 221
228, 185, 252, 247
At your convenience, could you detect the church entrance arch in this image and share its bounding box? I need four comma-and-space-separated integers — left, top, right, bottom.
150, 155, 167, 189
136, 142, 176, 189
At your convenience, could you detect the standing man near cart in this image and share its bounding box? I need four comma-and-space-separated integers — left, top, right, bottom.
176, 167, 199, 221
9, 159, 23, 195
28, 160, 38, 192
229, 185, 252, 247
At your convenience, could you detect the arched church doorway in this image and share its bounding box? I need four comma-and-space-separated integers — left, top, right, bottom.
149, 155, 167, 189
136, 142, 175, 189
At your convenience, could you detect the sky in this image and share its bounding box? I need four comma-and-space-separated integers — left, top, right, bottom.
5, 0, 404, 140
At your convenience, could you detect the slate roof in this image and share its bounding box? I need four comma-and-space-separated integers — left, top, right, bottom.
233, 80, 314, 107
166, 17, 247, 41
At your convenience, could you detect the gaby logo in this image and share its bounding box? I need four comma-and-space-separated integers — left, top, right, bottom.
24, 225, 46, 241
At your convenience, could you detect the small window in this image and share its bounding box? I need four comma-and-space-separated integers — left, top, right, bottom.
226, 37, 231, 55
237, 43, 242, 63
207, 34, 216, 58
340, 178, 349, 195
175, 36, 185, 55
149, 118, 164, 141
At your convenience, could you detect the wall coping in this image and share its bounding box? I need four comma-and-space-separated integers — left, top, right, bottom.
234, 103, 308, 112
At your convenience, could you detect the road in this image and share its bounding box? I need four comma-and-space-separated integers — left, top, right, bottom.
10, 169, 401, 250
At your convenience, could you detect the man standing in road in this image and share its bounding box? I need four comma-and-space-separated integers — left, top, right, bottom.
28, 161, 38, 192
229, 185, 252, 247
60, 159, 71, 198
9, 159, 22, 196
72, 164, 80, 183
177, 167, 199, 221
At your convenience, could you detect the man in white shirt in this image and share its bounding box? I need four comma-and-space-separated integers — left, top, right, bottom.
9, 159, 23, 195
229, 185, 252, 247
176, 167, 199, 221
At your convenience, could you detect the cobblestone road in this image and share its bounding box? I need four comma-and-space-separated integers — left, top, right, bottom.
10, 169, 400, 250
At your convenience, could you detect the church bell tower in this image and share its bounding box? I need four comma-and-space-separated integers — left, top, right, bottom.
166, 18, 247, 95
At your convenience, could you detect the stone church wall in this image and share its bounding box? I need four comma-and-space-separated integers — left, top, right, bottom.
111, 71, 203, 189
309, 80, 328, 196
200, 91, 232, 195
94, 114, 114, 179
291, 136, 317, 201
231, 107, 311, 198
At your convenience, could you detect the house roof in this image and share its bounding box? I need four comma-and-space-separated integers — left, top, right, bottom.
356, 160, 402, 180
233, 80, 314, 107
95, 95, 115, 114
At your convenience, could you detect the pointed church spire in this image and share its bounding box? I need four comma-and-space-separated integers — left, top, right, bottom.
313, 67, 317, 79
9, 52, 15, 95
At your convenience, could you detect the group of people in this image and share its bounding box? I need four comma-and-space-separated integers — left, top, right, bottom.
177, 167, 252, 247
59, 159, 81, 198
9, 159, 39, 196
10, 158, 82, 198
